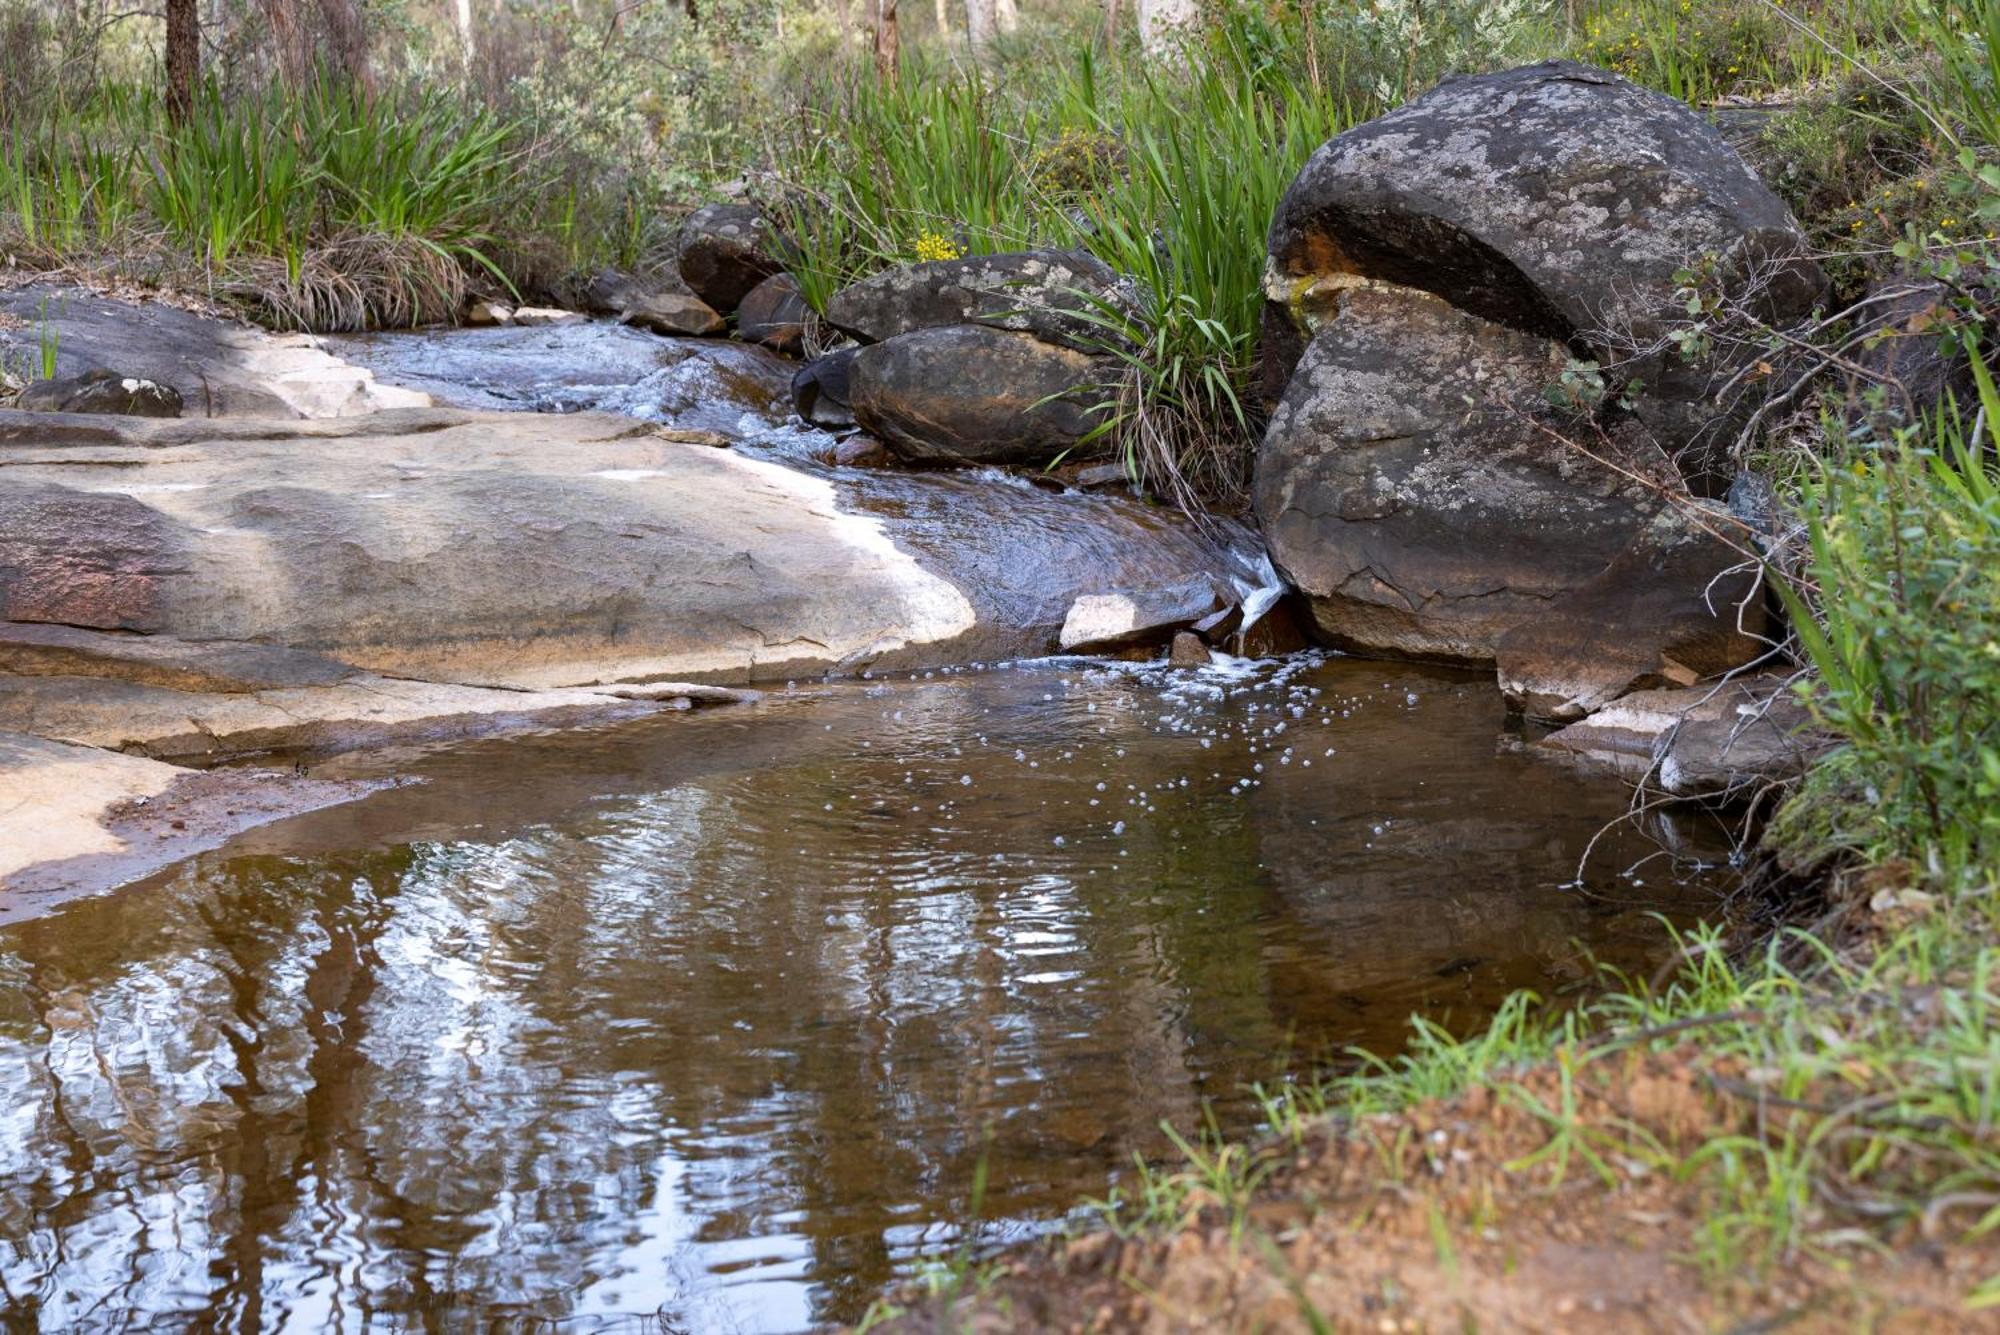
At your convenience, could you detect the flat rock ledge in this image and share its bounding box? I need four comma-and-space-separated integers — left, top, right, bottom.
0, 733, 368, 913
0, 394, 1258, 898
1537, 675, 1827, 797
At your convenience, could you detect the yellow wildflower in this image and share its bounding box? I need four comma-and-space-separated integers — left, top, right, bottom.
913, 230, 963, 263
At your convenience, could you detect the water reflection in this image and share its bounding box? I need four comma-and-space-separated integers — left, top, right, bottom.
0, 656, 1734, 1330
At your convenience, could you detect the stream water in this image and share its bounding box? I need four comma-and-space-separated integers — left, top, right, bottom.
0, 654, 1734, 1330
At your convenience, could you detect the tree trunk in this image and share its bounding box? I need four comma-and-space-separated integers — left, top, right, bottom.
933, 0, 948, 41
317, 0, 372, 90
964, 0, 995, 59
994, 0, 1017, 35
874, 0, 898, 81
1137, 0, 1196, 62
165, 0, 198, 125
453, 0, 475, 69
259, 0, 305, 85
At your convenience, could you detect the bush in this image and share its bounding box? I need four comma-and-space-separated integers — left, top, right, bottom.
1776, 361, 2000, 880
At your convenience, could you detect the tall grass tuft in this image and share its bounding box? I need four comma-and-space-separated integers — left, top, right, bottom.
769, 9, 1361, 503
0, 77, 535, 331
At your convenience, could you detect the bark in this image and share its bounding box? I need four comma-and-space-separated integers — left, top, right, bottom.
1137, 0, 1196, 61
933, 0, 948, 40
874, 0, 898, 82
259, 0, 305, 85
964, 0, 995, 58
453, 0, 474, 68
994, 0, 1017, 35
165, 0, 198, 125
317, 0, 372, 89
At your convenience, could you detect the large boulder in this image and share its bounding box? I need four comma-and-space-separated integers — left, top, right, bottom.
1254, 285, 1765, 720
850, 324, 1109, 467
827, 248, 1139, 353
674, 204, 786, 314
1264, 60, 1825, 465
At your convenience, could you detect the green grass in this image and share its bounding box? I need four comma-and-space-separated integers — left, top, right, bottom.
0, 76, 642, 330
765, 11, 1367, 501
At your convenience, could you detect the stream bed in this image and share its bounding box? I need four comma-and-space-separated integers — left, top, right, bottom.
0, 653, 1734, 1330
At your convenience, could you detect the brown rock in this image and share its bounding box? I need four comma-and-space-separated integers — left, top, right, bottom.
736, 273, 812, 355
851, 325, 1111, 468
1168, 631, 1211, 668
675, 204, 786, 314
834, 433, 891, 467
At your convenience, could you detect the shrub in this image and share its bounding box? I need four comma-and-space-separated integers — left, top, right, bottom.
1776, 361, 2000, 881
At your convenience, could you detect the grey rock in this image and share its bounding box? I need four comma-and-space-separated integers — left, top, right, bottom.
792, 346, 859, 428
675, 204, 786, 314
1265, 60, 1825, 464
18, 369, 182, 417
0, 286, 428, 419
584, 268, 725, 337
827, 248, 1141, 353
1538, 674, 1826, 796
851, 325, 1110, 467
1058, 576, 1228, 652
1254, 285, 1764, 720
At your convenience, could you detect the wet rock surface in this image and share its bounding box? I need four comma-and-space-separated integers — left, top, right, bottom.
851, 324, 1109, 466
0, 285, 429, 418
827, 247, 1138, 353
327, 321, 798, 435
1538, 673, 1825, 795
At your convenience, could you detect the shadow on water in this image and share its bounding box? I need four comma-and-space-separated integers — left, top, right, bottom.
0, 655, 1737, 1330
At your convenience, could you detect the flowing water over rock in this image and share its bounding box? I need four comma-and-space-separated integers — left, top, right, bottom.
0, 655, 1734, 1330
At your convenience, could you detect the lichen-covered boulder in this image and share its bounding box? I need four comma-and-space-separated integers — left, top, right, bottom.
1264, 60, 1825, 464
827, 249, 1139, 353
850, 325, 1109, 467
1253, 285, 1764, 720
674, 204, 786, 314
17, 369, 183, 417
